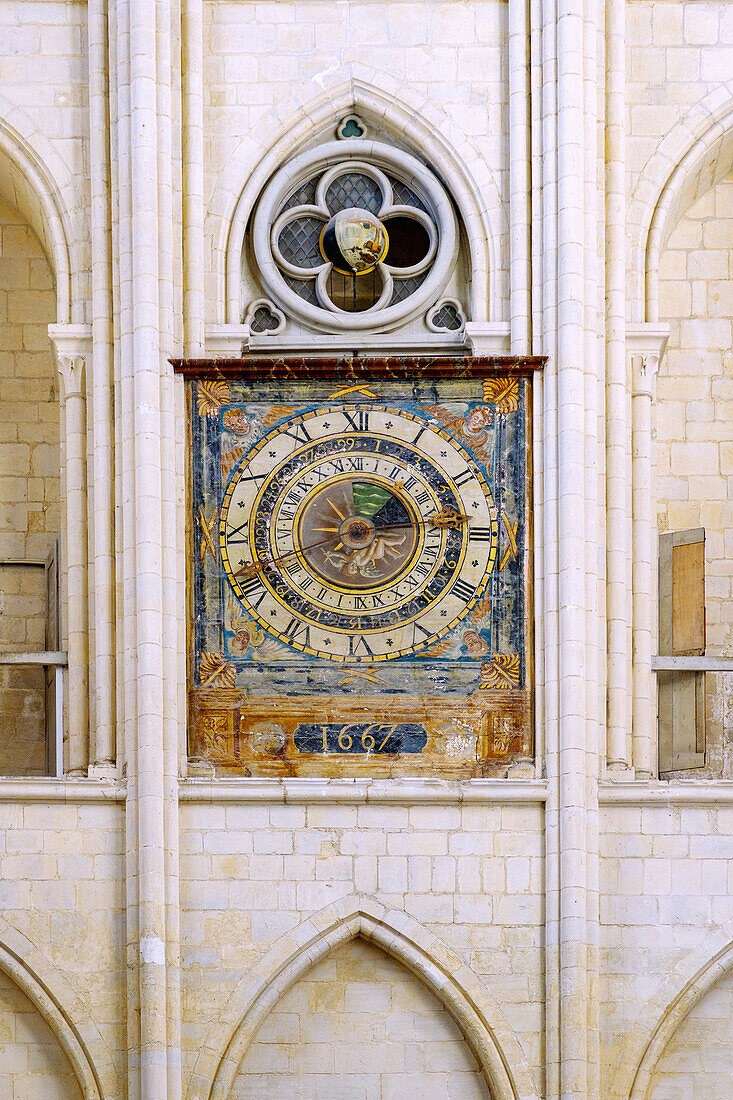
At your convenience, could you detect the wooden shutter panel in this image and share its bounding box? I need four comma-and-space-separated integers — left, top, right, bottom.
658, 529, 706, 772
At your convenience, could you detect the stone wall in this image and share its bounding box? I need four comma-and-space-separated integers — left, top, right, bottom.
233, 938, 487, 1099
648, 965, 733, 1098
180, 800, 545, 1086
0, 799, 125, 1093
0, 197, 59, 776
657, 175, 733, 776
0, 968, 81, 1100
600, 801, 733, 1093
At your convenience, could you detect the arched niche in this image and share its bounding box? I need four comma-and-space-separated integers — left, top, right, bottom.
647, 964, 733, 1098
0, 107, 78, 324
206, 68, 505, 330
0, 192, 61, 775
186, 896, 538, 1100
626, 79, 733, 322
233, 937, 489, 1098
0, 917, 115, 1100
0, 967, 82, 1099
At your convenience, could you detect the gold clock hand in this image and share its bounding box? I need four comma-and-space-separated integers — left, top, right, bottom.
232, 509, 469, 581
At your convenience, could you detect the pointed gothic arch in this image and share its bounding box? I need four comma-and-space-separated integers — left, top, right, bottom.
609, 917, 733, 1099
626, 78, 733, 323
0, 915, 117, 1099
0, 97, 84, 324
206, 66, 506, 328
186, 894, 538, 1100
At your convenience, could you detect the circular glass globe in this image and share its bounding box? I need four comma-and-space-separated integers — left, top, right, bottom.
319, 207, 389, 275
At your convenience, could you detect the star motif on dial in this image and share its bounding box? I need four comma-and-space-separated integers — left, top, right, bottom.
441, 450, 447, 457
324, 638, 331, 646
386, 638, 394, 647
472, 501, 480, 509
440, 610, 447, 617
323, 422, 331, 428
471, 559, 479, 567
270, 609, 277, 617
385, 421, 393, 428
238, 501, 245, 508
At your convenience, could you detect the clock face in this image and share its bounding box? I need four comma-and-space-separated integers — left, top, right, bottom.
220, 405, 498, 662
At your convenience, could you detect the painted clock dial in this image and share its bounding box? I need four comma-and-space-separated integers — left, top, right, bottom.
219, 405, 498, 662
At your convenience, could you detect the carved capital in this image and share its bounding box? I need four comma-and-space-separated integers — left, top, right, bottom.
629, 351, 660, 398
56, 354, 87, 400
48, 324, 92, 400
626, 322, 669, 398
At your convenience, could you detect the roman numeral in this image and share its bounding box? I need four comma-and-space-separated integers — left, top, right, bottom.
342, 408, 370, 432
238, 573, 264, 598
226, 519, 248, 541
470, 527, 492, 542
452, 577, 476, 602
282, 617, 311, 648
345, 456, 364, 472
410, 621, 433, 645
412, 426, 427, 445
281, 420, 312, 447
239, 469, 267, 487
453, 470, 473, 487
348, 634, 373, 658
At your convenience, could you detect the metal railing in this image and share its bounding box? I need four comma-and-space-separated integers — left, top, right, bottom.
0, 651, 67, 777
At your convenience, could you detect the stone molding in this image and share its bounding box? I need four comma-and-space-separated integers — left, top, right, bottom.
48, 323, 93, 397
179, 777, 548, 804
626, 323, 669, 396
0, 97, 80, 324
0, 914, 116, 1099
609, 919, 733, 1099
187, 894, 540, 1100
210, 68, 503, 327
626, 79, 733, 321
465, 320, 512, 355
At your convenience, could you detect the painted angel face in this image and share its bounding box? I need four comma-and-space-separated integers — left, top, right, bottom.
466, 407, 494, 433
223, 409, 250, 434
462, 629, 489, 658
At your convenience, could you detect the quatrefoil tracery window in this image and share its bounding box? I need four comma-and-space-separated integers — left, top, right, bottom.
251, 139, 458, 334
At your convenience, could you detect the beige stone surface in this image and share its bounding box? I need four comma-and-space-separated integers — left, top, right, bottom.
657, 175, 733, 777
0, 0, 730, 1096
0, 968, 81, 1100
232, 938, 488, 1099
649, 966, 733, 1099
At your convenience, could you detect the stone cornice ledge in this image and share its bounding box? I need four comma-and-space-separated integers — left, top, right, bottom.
600, 781, 733, 805
0, 778, 124, 802
179, 778, 548, 804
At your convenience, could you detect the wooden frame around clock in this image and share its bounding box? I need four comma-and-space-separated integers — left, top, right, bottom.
173, 355, 544, 779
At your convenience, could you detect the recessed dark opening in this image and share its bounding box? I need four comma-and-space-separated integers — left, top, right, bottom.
384, 216, 431, 268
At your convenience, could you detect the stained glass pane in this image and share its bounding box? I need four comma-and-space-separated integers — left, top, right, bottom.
278, 217, 324, 268
325, 173, 382, 214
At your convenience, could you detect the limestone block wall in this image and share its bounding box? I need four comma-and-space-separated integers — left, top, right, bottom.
0, 799, 125, 1092
0, 967, 81, 1100
626, 0, 733, 188
233, 938, 487, 1099
648, 964, 733, 1098
203, 0, 508, 321
657, 175, 733, 775
180, 800, 545, 1088
0, 198, 59, 571
0, 197, 59, 776
600, 801, 733, 1093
